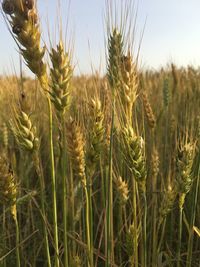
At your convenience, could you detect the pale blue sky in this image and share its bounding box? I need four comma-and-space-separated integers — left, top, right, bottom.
0, 0, 200, 75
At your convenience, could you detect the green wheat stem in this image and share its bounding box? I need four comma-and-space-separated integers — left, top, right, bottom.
69, 162, 76, 257
47, 97, 59, 267
142, 191, 147, 267
89, 177, 94, 267
85, 168, 94, 267
177, 203, 183, 267
3, 206, 7, 267
61, 114, 69, 267
132, 178, 138, 267
152, 193, 158, 266
33, 153, 51, 267
100, 156, 106, 209
100, 158, 107, 264
84, 182, 93, 267
105, 165, 109, 264
157, 218, 166, 253
14, 215, 20, 267
117, 201, 123, 264
106, 97, 115, 267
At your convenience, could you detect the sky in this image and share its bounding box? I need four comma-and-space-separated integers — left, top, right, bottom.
1, 0, 200, 75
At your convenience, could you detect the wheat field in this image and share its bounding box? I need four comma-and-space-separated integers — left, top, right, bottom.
0, 1, 200, 267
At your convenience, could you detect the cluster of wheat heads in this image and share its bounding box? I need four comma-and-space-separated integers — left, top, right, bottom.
0, 1, 200, 267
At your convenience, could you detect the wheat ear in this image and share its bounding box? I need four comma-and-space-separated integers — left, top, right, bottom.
49, 41, 72, 115
0, 155, 20, 267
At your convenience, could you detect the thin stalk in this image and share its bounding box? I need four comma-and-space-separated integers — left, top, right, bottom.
100, 157, 106, 213
47, 97, 59, 267
152, 193, 158, 267
142, 191, 147, 267
81, 188, 86, 252
61, 114, 69, 267
152, 157, 158, 267
169, 209, 175, 254
132, 178, 138, 267
84, 182, 93, 267
89, 179, 94, 267
104, 165, 109, 264
164, 106, 169, 184
33, 153, 51, 267
177, 203, 183, 267
3, 206, 7, 267
100, 153, 106, 262
186, 162, 200, 267
157, 219, 166, 253
69, 162, 76, 257
14, 215, 20, 267
86, 169, 94, 267
117, 202, 123, 264
106, 98, 115, 267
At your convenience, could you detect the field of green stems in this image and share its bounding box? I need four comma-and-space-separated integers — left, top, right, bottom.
0, 1, 200, 267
